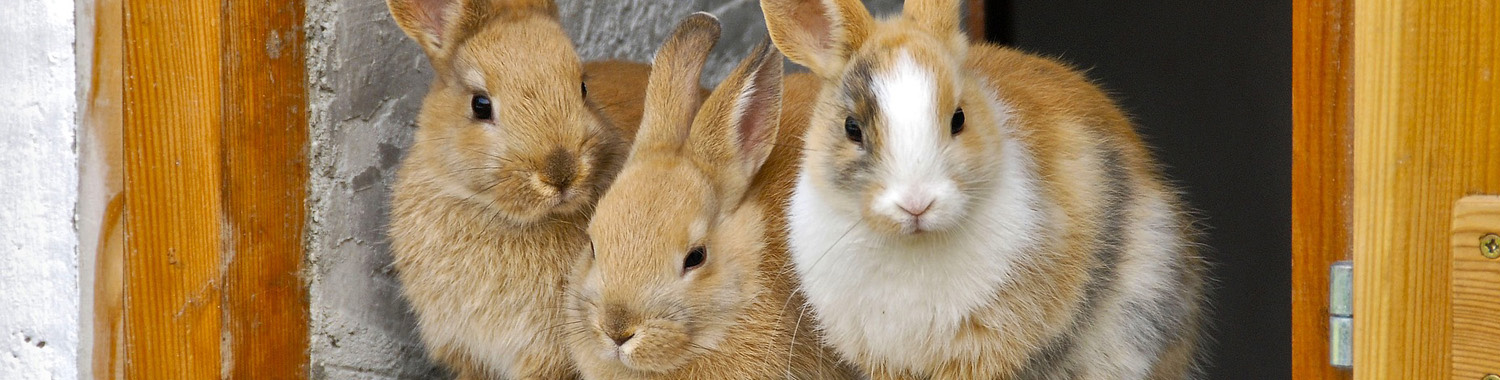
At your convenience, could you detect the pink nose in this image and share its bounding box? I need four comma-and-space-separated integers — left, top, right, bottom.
899, 198, 933, 217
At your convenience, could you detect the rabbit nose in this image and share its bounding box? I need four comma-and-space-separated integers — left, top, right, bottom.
603, 304, 638, 347
899, 198, 934, 217
608, 330, 636, 346
540, 148, 577, 191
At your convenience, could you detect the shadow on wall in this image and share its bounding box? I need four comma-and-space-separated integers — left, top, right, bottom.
303, 1, 902, 377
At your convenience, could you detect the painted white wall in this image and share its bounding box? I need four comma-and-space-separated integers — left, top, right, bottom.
0, 0, 80, 379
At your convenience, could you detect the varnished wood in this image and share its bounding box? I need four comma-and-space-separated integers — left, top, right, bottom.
1451, 196, 1500, 379
1290, 0, 1354, 378
221, 0, 310, 378
965, 0, 986, 41
119, 0, 310, 377
82, 0, 125, 377
122, 0, 225, 377
1352, 0, 1500, 378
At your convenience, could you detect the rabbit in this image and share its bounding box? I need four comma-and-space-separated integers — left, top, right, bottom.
761, 0, 1210, 378
563, 13, 857, 380
385, 0, 657, 378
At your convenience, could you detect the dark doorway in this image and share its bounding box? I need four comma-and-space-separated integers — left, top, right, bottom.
984, 1, 1293, 379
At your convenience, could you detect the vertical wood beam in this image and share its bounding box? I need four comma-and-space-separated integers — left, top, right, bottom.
1352, 0, 1500, 378
81, 0, 126, 377
965, 0, 986, 41
221, 0, 310, 377
1291, 0, 1354, 378
122, 0, 226, 377
118, 0, 310, 377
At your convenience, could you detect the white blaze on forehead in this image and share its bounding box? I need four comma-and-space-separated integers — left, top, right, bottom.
872, 52, 944, 182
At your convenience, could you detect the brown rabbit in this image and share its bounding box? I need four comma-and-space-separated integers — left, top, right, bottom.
564, 13, 855, 380
762, 0, 1209, 378
386, 0, 653, 378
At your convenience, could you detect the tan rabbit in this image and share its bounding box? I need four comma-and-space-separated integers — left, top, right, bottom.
563, 13, 856, 380
386, 0, 655, 378
762, 0, 1209, 378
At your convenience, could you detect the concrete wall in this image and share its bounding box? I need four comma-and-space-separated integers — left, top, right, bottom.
303, 0, 898, 377
0, 0, 79, 379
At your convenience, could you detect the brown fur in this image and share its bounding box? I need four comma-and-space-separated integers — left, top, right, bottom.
763, 0, 1208, 378
565, 14, 855, 380
385, 0, 660, 378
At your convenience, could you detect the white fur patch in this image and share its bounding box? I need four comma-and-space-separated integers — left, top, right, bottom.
868, 53, 959, 233
788, 91, 1043, 370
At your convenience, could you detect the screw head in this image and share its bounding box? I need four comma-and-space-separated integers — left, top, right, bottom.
1483, 233, 1500, 259
1482, 374, 1499, 380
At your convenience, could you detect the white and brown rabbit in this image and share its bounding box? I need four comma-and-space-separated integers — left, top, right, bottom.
386, 0, 654, 378
761, 0, 1209, 378
563, 13, 856, 380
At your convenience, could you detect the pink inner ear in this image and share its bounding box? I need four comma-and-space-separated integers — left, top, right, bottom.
734, 58, 782, 161
791, 1, 835, 52
737, 91, 771, 156
409, 0, 455, 40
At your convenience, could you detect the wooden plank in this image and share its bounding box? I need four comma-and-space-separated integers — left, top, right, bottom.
81, 0, 126, 377
221, 0, 310, 378
1351, 0, 1500, 378
1290, 0, 1354, 378
1452, 196, 1500, 379
965, 0, 986, 41
122, 0, 225, 377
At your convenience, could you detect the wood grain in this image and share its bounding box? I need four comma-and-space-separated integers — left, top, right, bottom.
1352, 0, 1500, 378
1291, 0, 1354, 378
122, 0, 226, 377
82, 0, 125, 377
221, 0, 310, 378
121, 0, 311, 376
1452, 196, 1500, 379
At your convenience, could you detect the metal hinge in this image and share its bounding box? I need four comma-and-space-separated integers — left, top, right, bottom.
1329, 260, 1352, 369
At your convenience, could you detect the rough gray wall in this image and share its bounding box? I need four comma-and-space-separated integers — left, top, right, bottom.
304, 0, 899, 378
0, 0, 79, 378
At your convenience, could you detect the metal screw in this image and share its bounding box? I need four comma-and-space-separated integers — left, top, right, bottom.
1482, 374, 1499, 380
1483, 233, 1500, 259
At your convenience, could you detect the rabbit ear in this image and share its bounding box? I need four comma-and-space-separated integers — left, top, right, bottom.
634, 13, 722, 157
761, 0, 874, 78
388, 0, 469, 57
688, 41, 784, 206
388, 0, 556, 59
904, 0, 962, 36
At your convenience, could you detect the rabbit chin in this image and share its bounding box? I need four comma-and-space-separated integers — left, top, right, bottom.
590, 327, 696, 375
476, 184, 593, 226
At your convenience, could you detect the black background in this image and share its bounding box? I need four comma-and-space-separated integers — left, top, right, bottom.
984, 1, 1293, 379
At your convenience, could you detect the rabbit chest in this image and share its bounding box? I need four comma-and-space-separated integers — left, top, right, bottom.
786, 137, 1048, 369
389, 194, 587, 375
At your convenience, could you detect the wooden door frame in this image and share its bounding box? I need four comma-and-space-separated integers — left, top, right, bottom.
1291, 0, 1353, 379
1296, 0, 1500, 378
1351, 0, 1500, 378
82, 0, 311, 377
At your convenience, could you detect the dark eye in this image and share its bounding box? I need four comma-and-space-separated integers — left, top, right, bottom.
844, 116, 863, 144
683, 246, 706, 272
471, 95, 493, 120
950, 108, 965, 135
589, 241, 596, 260
581, 82, 588, 98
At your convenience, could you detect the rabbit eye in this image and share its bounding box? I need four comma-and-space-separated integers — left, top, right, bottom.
471, 95, 493, 120
843, 116, 863, 144
683, 246, 707, 272
589, 241, 596, 260
951, 108, 965, 135
581, 82, 588, 98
